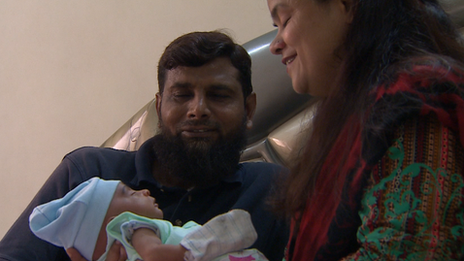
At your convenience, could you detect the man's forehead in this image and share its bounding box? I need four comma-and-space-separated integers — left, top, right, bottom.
164, 66, 241, 91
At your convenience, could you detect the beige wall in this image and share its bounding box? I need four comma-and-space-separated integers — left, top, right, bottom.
0, 0, 273, 239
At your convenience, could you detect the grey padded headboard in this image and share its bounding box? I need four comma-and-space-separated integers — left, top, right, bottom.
102, 0, 464, 164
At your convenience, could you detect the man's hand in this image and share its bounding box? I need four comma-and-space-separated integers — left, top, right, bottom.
66, 241, 127, 261
66, 248, 87, 261
105, 241, 128, 261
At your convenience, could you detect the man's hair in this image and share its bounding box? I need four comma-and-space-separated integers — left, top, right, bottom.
157, 31, 253, 98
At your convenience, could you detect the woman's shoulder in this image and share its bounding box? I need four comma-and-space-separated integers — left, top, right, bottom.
364, 57, 464, 149
373, 57, 464, 100
368, 57, 464, 121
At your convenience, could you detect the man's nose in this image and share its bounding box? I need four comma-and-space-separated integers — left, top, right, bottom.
188, 95, 211, 119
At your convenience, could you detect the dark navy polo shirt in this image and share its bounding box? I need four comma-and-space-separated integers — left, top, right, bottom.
0, 137, 289, 261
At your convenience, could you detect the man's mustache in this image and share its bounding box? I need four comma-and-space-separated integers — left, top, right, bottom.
178, 120, 220, 129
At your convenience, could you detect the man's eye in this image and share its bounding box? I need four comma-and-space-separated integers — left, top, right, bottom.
173, 93, 191, 98
211, 93, 230, 99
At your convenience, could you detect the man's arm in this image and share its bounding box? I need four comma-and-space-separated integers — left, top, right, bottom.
0, 147, 133, 261
67, 230, 186, 261
0, 157, 80, 261
67, 242, 128, 261
231, 163, 290, 261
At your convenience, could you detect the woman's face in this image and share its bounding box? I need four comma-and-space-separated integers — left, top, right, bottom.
268, 0, 352, 96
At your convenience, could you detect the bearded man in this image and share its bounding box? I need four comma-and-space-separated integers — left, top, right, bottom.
0, 31, 289, 261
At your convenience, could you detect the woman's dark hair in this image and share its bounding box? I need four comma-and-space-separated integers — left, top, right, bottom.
277, 0, 464, 257
157, 31, 253, 98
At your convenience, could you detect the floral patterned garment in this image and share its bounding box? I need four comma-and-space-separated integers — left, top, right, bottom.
291, 61, 464, 261
347, 115, 464, 260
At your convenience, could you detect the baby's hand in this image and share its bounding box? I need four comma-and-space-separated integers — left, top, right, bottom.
132, 228, 186, 261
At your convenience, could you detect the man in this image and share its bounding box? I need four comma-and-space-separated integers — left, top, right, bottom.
0, 31, 289, 261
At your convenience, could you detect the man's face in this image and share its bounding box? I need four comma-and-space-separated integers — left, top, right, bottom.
156, 57, 256, 149
154, 57, 256, 187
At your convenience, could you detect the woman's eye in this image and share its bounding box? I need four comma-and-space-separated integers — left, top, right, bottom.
283, 17, 291, 27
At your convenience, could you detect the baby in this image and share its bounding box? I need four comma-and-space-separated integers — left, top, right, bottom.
29, 177, 267, 261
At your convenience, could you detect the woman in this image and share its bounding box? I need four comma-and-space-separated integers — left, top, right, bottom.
268, 0, 464, 260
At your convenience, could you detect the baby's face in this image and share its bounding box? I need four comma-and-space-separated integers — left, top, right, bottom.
106, 183, 163, 219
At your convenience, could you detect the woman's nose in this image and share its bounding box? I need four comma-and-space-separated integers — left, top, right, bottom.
270, 35, 285, 55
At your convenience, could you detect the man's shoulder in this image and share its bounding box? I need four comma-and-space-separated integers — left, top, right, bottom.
238, 162, 288, 180
239, 161, 287, 171
64, 146, 136, 160
59, 146, 143, 183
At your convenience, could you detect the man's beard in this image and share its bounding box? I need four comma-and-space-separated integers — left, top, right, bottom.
153, 117, 248, 188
